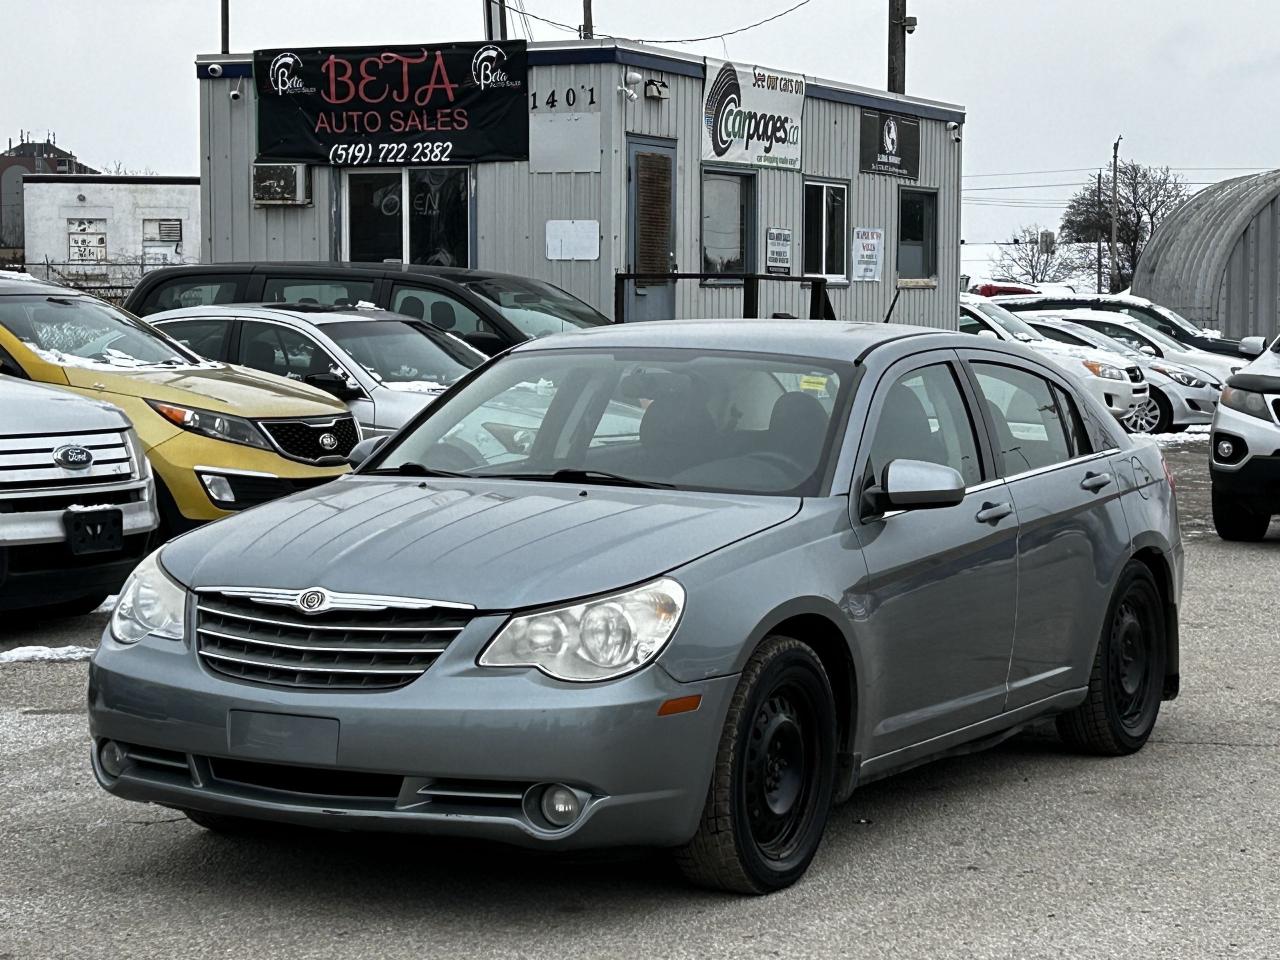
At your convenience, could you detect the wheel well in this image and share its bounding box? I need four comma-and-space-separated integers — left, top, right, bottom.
1131, 547, 1180, 698
769, 613, 858, 799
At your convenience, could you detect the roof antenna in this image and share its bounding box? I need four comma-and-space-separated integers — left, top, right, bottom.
882, 287, 902, 323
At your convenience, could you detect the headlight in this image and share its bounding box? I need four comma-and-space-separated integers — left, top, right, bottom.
1220, 385, 1273, 421
1080, 359, 1126, 381
147, 400, 271, 451
1150, 365, 1207, 389
110, 550, 186, 644
480, 578, 685, 682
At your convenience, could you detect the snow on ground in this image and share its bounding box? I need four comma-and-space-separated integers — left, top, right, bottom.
0, 646, 95, 664
1153, 426, 1211, 447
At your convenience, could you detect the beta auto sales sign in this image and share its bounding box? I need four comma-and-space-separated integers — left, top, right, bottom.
253, 41, 529, 165
701, 59, 803, 170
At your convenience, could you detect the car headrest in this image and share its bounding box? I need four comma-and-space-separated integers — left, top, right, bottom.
430, 301, 457, 330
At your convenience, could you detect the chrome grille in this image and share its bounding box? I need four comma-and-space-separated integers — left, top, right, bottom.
195, 588, 475, 690
0, 429, 135, 491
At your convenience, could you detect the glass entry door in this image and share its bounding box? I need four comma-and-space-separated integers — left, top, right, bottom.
344, 168, 469, 267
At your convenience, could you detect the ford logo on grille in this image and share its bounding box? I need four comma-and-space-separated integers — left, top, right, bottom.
53, 444, 94, 470
296, 588, 329, 613
318, 432, 339, 451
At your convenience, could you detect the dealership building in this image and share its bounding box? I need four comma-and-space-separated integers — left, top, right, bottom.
195, 39, 964, 325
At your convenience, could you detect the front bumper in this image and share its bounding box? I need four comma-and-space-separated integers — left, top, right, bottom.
1209, 401, 1280, 512
1083, 375, 1142, 418
1165, 383, 1219, 426
88, 624, 735, 850
0, 480, 157, 547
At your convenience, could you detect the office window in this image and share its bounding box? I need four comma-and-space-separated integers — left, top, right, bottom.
803, 182, 847, 278
701, 171, 752, 275
898, 189, 937, 279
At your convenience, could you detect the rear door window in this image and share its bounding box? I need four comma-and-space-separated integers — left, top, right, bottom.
390, 285, 490, 335
971, 362, 1074, 474
139, 276, 244, 315
262, 278, 376, 307
155, 317, 233, 360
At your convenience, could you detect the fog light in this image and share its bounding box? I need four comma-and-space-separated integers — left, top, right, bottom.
198, 473, 236, 504
1217, 439, 1235, 460
540, 784, 582, 827
99, 740, 128, 777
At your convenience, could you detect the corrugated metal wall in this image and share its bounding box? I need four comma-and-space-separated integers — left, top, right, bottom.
1221, 194, 1280, 339
200, 74, 335, 262
199, 53, 962, 330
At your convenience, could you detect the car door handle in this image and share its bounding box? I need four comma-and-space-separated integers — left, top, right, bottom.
1080, 471, 1113, 492
975, 502, 1013, 524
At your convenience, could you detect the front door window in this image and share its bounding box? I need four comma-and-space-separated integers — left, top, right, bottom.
345, 168, 469, 266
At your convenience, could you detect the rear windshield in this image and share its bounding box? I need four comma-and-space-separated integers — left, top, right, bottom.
465, 277, 609, 338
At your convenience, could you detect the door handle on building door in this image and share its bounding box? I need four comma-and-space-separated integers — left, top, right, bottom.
975, 502, 1013, 524
1080, 471, 1113, 492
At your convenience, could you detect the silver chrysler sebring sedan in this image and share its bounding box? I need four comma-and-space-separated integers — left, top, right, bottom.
89, 320, 1182, 894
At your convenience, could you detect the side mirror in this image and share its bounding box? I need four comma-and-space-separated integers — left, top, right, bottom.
1139, 344, 1157, 356
1240, 336, 1266, 358
347, 435, 387, 468
305, 371, 362, 401
976, 328, 1000, 340
863, 459, 966, 516
461, 331, 510, 356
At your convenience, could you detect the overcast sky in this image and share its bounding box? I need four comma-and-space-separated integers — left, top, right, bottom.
4, 0, 1278, 276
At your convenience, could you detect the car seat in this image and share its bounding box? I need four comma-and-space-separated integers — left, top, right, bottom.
243, 339, 279, 375
430, 301, 457, 331
873, 384, 947, 472
638, 393, 717, 475
766, 392, 829, 472
397, 295, 426, 320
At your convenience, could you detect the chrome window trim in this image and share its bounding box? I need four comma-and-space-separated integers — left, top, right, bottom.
998, 447, 1120, 484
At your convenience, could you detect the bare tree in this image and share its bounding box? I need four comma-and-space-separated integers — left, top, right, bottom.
99, 160, 158, 176
990, 224, 1087, 285
1059, 162, 1190, 291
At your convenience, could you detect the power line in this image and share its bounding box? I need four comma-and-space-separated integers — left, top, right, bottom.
965, 165, 1273, 180
963, 181, 1088, 192
515, 0, 813, 43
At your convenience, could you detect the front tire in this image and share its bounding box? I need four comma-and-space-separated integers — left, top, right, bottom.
676, 635, 838, 894
1123, 391, 1171, 434
1212, 488, 1271, 542
1057, 562, 1166, 755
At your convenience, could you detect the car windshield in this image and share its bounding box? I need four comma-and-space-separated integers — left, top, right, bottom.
323, 319, 482, 388
0, 295, 199, 369
1126, 323, 1186, 353
375, 348, 853, 496
465, 277, 609, 339
971, 300, 1044, 341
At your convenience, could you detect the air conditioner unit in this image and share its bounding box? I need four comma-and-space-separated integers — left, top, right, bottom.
252, 163, 312, 206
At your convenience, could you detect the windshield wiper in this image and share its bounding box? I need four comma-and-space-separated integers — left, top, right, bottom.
486, 468, 674, 489
366, 462, 470, 478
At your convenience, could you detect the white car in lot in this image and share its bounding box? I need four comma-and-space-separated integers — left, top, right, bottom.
1029, 309, 1243, 388
959, 295, 1146, 421
1024, 315, 1220, 434
1208, 335, 1280, 540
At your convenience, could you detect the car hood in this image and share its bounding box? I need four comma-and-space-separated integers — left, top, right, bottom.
62, 363, 348, 417
0, 375, 130, 434
161, 476, 801, 610
1026, 341, 1131, 375
1164, 349, 1238, 385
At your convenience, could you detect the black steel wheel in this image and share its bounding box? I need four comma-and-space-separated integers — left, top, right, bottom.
1058, 562, 1167, 755
676, 635, 837, 894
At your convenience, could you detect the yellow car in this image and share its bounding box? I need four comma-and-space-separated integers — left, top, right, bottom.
0, 282, 355, 534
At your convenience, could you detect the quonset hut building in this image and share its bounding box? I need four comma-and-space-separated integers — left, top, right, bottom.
194, 39, 965, 326
1132, 170, 1280, 340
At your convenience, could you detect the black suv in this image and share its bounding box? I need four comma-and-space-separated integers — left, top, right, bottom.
125, 263, 610, 356
994, 293, 1245, 357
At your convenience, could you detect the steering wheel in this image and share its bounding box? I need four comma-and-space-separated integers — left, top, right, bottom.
429, 439, 484, 471
741, 450, 807, 479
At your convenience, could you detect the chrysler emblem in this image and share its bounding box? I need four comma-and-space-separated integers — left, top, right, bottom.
318, 432, 339, 451
296, 588, 329, 613
53, 444, 94, 470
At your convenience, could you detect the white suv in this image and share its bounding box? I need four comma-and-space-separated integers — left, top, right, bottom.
1209, 335, 1280, 540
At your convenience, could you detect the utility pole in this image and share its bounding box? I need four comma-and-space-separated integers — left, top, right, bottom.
220, 0, 229, 55
887, 0, 907, 94
482, 0, 508, 41
1096, 170, 1103, 293
581, 0, 594, 39
1109, 135, 1122, 292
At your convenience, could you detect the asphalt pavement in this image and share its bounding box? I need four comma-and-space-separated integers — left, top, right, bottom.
1, 433, 1277, 959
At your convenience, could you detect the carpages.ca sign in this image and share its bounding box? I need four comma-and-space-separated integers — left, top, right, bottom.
701, 59, 803, 170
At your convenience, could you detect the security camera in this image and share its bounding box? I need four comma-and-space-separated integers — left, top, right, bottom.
623, 70, 643, 88
946, 120, 961, 142
617, 86, 639, 102
207, 62, 223, 78
229, 87, 242, 102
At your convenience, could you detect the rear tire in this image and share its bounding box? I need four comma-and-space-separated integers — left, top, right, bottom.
1212, 489, 1270, 542
675, 635, 837, 894
1057, 562, 1166, 755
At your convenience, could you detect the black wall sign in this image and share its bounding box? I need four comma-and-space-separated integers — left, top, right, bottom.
253, 41, 529, 165
859, 110, 919, 179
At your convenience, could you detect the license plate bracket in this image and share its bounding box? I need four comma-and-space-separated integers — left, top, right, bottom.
64, 508, 125, 556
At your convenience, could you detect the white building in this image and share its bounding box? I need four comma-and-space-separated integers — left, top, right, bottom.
22, 174, 200, 281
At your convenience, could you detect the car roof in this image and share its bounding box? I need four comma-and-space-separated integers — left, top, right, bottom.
133, 261, 540, 285
507, 318, 979, 363
149, 303, 409, 326
0, 280, 82, 297
1026, 308, 1143, 326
